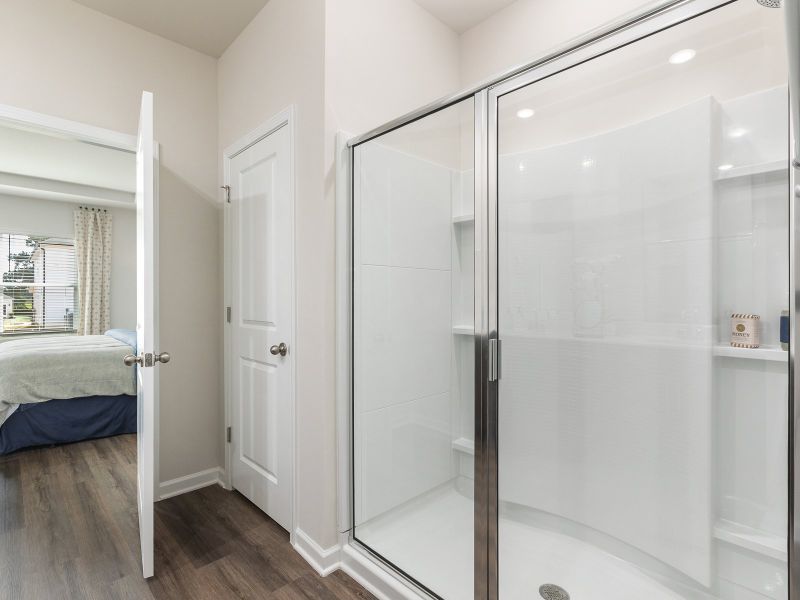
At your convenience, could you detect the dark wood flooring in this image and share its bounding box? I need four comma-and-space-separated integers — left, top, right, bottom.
0, 434, 374, 600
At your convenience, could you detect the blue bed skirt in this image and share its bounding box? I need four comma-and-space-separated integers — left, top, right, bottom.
0, 394, 137, 455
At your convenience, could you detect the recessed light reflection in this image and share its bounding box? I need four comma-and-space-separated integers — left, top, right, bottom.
717, 164, 734, 171
669, 48, 696, 65
581, 158, 595, 168
516, 108, 535, 119
728, 127, 748, 138
518, 161, 526, 172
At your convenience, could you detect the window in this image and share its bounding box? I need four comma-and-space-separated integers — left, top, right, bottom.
1, 234, 77, 335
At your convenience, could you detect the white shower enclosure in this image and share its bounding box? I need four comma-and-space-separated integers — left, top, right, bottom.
345, 0, 799, 598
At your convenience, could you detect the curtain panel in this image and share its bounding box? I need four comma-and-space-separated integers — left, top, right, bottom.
74, 207, 112, 335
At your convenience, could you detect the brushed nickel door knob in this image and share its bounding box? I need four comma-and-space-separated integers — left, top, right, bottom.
269, 342, 288, 357
155, 352, 170, 364
123, 354, 142, 367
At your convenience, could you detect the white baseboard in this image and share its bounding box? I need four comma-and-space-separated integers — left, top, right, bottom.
288, 528, 429, 600
292, 529, 341, 577
339, 544, 426, 600
158, 467, 224, 500
158, 473, 417, 598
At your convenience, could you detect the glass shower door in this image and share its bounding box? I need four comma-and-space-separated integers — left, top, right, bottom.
351, 98, 476, 599
494, 2, 789, 599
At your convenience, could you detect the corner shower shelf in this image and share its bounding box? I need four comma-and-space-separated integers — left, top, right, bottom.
715, 159, 786, 181
453, 325, 474, 336
713, 345, 787, 362
452, 213, 475, 224
713, 520, 786, 561
451, 437, 475, 456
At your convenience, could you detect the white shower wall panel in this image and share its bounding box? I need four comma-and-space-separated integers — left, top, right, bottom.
499, 99, 715, 339
359, 391, 452, 523
354, 142, 456, 523
716, 358, 788, 537
718, 86, 788, 168
357, 142, 452, 270
357, 265, 451, 413
500, 338, 713, 584
497, 99, 715, 585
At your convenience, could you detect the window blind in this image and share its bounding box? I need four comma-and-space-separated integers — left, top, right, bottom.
1, 234, 77, 335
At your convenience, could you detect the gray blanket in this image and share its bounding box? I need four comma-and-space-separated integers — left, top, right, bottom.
0, 334, 136, 426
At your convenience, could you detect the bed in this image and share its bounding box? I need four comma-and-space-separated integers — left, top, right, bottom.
0, 330, 137, 454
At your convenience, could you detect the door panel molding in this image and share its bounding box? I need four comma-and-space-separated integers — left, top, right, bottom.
223, 106, 296, 539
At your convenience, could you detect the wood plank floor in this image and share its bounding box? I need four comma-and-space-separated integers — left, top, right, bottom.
0, 434, 375, 600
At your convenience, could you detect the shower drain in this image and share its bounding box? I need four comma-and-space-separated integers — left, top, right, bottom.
539, 584, 570, 600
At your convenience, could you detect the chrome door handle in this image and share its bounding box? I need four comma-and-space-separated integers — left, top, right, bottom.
123, 354, 142, 367
124, 352, 170, 367
269, 342, 288, 357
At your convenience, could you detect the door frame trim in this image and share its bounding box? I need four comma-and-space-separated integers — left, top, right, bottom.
222, 106, 297, 539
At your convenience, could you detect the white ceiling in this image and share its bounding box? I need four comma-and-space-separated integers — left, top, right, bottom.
71, 0, 269, 57
71, 0, 512, 56
413, 0, 519, 33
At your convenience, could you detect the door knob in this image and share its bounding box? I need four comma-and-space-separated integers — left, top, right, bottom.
123, 354, 142, 367
269, 342, 288, 357
124, 352, 170, 366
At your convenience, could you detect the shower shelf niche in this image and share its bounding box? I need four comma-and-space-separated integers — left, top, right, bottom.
713, 520, 786, 561
451, 167, 476, 491
451, 437, 475, 456
712, 345, 787, 361
714, 159, 786, 181
452, 213, 474, 224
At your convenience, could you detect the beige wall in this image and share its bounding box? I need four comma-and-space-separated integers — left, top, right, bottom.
0, 0, 221, 484
218, 0, 460, 550
459, 0, 651, 88
325, 0, 460, 137
324, 0, 460, 547
218, 0, 330, 547
324, 0, 461, 546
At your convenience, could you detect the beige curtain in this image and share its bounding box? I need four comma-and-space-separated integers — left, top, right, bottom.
74, 207, 112, 335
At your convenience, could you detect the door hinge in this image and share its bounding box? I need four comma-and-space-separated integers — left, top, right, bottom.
488, 338, 501, 382
226, 306, 231, 323
226, 426, 232, 443
221, 185, 231, 203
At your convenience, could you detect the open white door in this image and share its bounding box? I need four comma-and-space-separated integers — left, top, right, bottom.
135, 90, 157, 579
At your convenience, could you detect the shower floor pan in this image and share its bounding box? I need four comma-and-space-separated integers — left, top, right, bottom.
355, 485, 719, 600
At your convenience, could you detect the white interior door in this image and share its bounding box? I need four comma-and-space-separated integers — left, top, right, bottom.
230, 123, 293, 531
135, 90, 156, 578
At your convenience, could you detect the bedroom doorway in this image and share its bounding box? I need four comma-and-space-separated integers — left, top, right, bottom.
223, 108, 295, 532
0, 93, 162, 579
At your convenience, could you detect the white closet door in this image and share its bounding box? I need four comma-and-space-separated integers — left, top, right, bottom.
230, 123, 293, 531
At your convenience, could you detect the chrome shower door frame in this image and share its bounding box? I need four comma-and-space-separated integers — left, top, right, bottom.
346, 0, 800, 599
787, 0, 800, 591
482, 1, 756, 598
